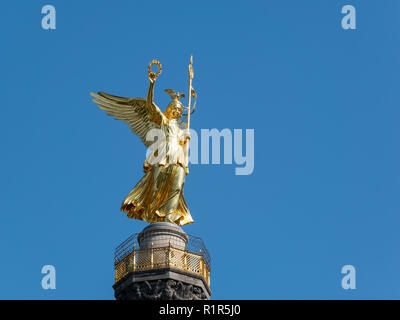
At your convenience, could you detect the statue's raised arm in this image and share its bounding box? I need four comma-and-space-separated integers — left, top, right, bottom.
146, 67, 164, 125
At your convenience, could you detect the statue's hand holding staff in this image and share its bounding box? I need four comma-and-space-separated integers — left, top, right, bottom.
183, 130, 191, 142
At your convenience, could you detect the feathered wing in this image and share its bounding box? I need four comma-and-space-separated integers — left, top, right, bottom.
91, 92, 164, 147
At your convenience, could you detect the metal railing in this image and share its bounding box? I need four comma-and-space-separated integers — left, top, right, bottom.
114, 243, 210, 286
115, 232, 211, 269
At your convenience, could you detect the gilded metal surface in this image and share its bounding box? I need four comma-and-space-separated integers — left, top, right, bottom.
114, 245, 210, 287
147, 60, 162, 80
115, 232, 211, 269
91, 58, 196, 226
185, 55, 194, 175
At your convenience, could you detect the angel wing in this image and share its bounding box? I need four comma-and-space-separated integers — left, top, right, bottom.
91, 91, 164, 147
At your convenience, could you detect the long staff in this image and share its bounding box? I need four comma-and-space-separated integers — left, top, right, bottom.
185, 55, 194, 174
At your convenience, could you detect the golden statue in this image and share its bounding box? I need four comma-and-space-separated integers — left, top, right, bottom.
91, 58, 196, 226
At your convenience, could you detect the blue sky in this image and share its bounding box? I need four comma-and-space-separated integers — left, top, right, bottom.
1, 0, 399, 299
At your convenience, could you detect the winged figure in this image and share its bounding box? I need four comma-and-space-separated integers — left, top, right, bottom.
90, 64, 194, 226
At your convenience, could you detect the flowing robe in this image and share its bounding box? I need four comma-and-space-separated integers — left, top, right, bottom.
121, 114, 193, 226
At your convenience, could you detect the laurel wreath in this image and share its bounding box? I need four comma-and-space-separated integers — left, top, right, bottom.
148, 60, 162, 79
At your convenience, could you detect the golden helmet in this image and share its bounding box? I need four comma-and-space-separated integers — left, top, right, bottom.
165, 89, 185, 118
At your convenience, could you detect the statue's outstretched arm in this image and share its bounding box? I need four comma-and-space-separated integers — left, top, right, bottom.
146, 77, 155, 107
146, 76, 163, 125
